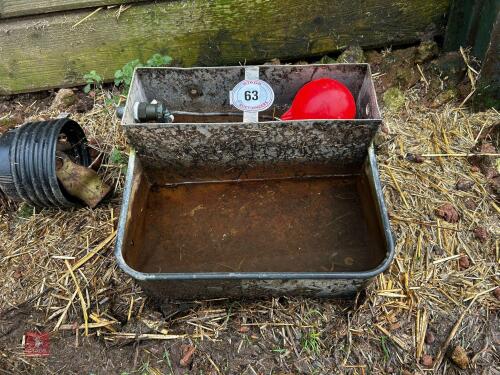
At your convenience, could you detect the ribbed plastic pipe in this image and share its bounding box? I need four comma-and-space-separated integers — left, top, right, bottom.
0, 119, 90, 207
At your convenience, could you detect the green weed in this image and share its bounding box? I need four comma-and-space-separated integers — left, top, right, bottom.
109, 147, 126, 164
137, 361, 150, 375
114, 53, 172, 92
271, 348, 287, 354
380, 335, 390, 362
162, 350, 174, 375
301, 330, 321, 354
146, 53, 172, 67
83, 54, 172, 96
83, 70, 103, 94
17, 203, 34, 219
114, 59, 142, 89
109, 147, 128, 174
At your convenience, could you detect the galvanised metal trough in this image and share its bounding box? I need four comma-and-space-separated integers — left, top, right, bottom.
115, 64, 394, 300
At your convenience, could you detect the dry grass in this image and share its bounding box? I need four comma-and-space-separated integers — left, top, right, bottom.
0, 83, 498, 374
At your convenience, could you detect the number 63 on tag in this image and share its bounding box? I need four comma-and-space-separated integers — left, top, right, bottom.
230, 79, 275, 113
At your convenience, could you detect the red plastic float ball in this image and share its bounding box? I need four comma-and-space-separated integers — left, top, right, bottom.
281, 78, 356, 120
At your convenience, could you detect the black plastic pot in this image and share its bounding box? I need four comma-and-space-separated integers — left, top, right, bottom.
0, 119, 90, 207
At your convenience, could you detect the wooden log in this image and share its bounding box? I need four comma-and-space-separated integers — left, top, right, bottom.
0, 0, 147, 19
0, 0, 450, 95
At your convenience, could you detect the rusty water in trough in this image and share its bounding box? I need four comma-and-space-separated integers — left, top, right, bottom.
115, 64, 395, 300
134, 172, 384, 274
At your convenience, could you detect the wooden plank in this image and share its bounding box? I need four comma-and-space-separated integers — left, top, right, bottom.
473, 10, 499, 109
0, 0, 147, 19
444, 0, 500, 61
445, 0, 499, 109
444, 0, 478, 53
0, 0, 450, 95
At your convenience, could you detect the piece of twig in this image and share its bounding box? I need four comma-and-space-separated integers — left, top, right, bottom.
433, 297, 477, 370
59, 232, 115, 281
421, 153, 499, 157
374, 323, 410, 352
65, 260, 89, 336
54, 290, 78, 331
206, 354, 222, 375
107, 332, 188, 340
72, 7, 103, 28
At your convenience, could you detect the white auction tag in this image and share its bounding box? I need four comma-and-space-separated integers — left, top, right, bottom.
230, 79, 275, 113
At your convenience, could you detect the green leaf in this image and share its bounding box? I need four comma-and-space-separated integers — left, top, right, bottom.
114, 71, 124, 86
114, 59, 142, 89
83, 70, 102, 93
84, 70, 101, 83
146, 54, 172, 67
109, 147, 127, 166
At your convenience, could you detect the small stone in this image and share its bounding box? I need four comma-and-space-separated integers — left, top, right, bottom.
431, 52, 466, 85
458, 255, 470, 270
383, 88, 405, 111
406, 153, 424, 163
337, 45, 365, 64
473, 227, 488, 242
493, 287, 500, 300
435, 203, 460, 223
179, 345, 195, 367
50, 89, 76, 110
425, 330, 435, 345
464, 198, 477, 210
431, 89, 457, 108
470, 166, 480, 173
421, 354, 433, 367
455, 179, 474, 191
416, 40, 439, 64
238, 326, 250, 333
450, 345, 469, 369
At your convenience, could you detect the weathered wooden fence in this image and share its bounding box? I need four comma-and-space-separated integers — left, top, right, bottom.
444, 0, 499, 109
0, 0, 451, 95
